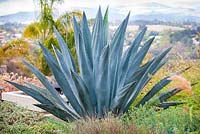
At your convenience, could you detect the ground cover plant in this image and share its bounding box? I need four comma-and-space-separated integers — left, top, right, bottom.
123, 106, 200, 134
0, 101, 71, 134
6, 8, 191, 121
1, 101, 200, 134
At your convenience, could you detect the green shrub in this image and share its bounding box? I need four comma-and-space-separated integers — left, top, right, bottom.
0, 101, 71, 134
123, 106, 200, 134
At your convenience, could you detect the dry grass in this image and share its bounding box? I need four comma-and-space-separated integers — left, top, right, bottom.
168, 75, 193, 94
72, 117, 154, 134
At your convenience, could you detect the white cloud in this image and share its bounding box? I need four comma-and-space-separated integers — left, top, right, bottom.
62, 0, 200, 8
0, 0, 34, 16
0, 0, 199, 16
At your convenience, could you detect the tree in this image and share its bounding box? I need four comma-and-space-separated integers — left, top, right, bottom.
23, 0, 82, 75
23, 22, 40, 39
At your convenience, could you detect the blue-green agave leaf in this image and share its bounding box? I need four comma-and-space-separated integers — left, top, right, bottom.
73, 17, 96, 106
77, 31, 93, 87
95, 45, 110, 116
123, 47, 171, 112
35, 104, 78, 121
22, 59, 69, 110
156, 101, 185, 109
52, 45, 91, 113
136, 77, 171, 107
80, 12, 92, 64
109, 13, 130, 101
91, 7, 104, 69
38, 42, 57, 65
127, 37, 155, 78
119, 27, 147, 88
53, 27, 77, 72
126, 58, 154, 85
25, 82, 59, 106
6, 80, 53, 105
7, 80, 80, 119
158, 88, 182, 102
70, 70, 95, 116
41, 47, 86, 116
41, 42, 82, 106
26, 82, 80, 114
111, 81, 136, 113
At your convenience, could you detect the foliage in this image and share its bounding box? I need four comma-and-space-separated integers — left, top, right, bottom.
1, 101, 200, 134
7, 8, 188, 122
0, 39, 31, 59
142, 59, 200, 111
169, 29, 195, 45
0, 101, 42, 131
0, 39, 36, 75
23, 0, 81, 75
0, 101, 150, 134
0, 101, 71, 134
123, 106, 200, 134
23, 22, 40, 39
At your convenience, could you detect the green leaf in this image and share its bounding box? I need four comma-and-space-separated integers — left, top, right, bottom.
103, 6, 109, 46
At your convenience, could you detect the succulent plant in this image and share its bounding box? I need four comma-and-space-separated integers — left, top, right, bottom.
7, 8, 185, 121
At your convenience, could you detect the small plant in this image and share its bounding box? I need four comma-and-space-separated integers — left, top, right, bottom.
122, 106, 200, 134
7, 8, 187, 121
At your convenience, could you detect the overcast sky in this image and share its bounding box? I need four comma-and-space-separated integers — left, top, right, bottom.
0, 0, 199, 16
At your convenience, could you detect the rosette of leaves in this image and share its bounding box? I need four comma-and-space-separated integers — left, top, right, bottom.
7, 8, 185, 122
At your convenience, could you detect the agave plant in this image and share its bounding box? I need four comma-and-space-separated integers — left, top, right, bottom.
7, 8, 185, 121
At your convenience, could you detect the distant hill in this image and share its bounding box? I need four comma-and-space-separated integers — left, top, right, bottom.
0, 7, 200, 24
72, 6, 200, 23
131, 13, 200, 22
0, 12, 36, 24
